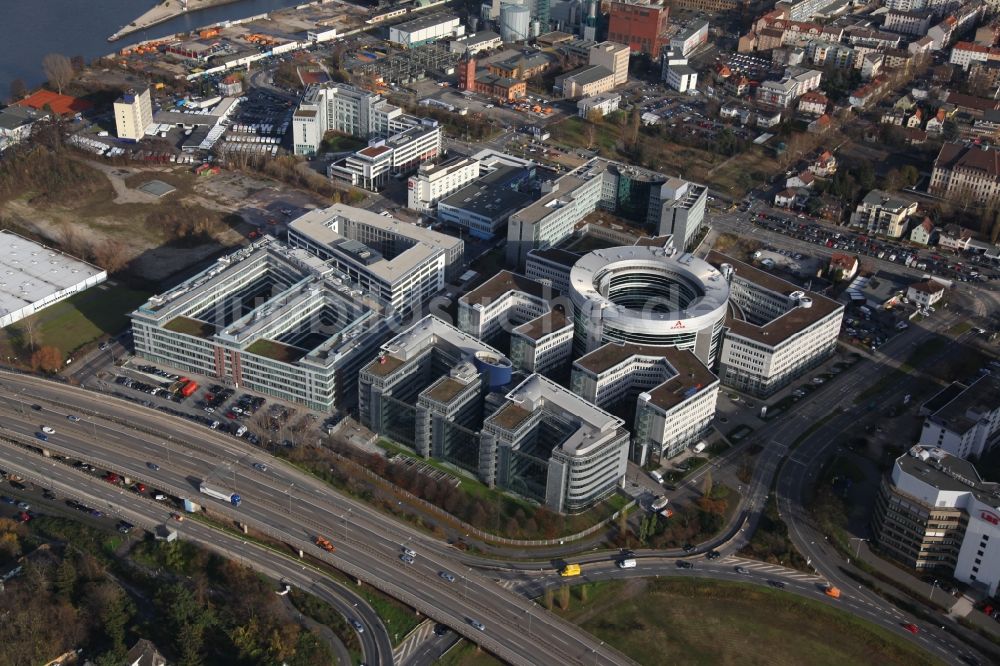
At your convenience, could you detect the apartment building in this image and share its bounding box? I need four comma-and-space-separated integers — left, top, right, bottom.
571, 342, 719, 464
709, 251, 844, 398
884, 9, 935, 35
286, 204, 463, 312
919, 375, 1000, 459
130, 238, 385, 411
114, 88, 153, 142
481, 374, 630, 513
872, 446, 1000, 595
929, 142, 1000, 208
849, 190, 919, 238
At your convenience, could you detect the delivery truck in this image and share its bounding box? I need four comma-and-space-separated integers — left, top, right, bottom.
198, 482, 241, 506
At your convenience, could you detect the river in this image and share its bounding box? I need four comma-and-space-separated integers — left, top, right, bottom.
1, 0, 306, 100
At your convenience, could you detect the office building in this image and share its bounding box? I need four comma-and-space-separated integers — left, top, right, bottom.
556, 41, 630, 98
328, 122, 442, 191
663, 50, 698, 93
481, 374, 630, 513
608, 0, 671, 56
571, 342, 719, 463
437, 165, 534, 238
578, 92, 622, 118
872, 446, 1000, 595
849, 189, 919, 238
292, 84, 413, 156
389, 13, 465, 48
507, 157, 707, 268
358, 315, 512, 465
509, 307, 574, 375
0, 231, 107, 328
130, 238, 385, 411
919, 374, 1000, 459
286, 204, 463, 312
524, 248, 581, 294
670, 20, 710, 57
406, 157, 480, 213
930, 142, 1000, 208
458, 271, 554, 342
569, 246, 730, 364
709, 251, 844, 397
114, 88, 153, 142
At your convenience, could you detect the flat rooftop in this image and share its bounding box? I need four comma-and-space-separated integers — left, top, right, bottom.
422, 376, 469, 404
897, 447, 999, 509
928, 374, 1000, 436
0, 231, 106, 322
439, 180, 533, 224
513, 307, 569, 341
527, 247, 580, 267
511, 174, 588, 225
461, 270, 549, 307
289, 204, 462, 285
393, 12, 459, 33
490, 402, 533, 430
707, 250, 843, 345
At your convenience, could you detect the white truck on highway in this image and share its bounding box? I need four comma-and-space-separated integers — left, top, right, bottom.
199, 482, 242, 507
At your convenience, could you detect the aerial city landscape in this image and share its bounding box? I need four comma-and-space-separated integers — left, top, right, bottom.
2, 0, 1000, 664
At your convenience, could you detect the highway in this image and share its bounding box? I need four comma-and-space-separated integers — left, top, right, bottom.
0, 371, 635, 666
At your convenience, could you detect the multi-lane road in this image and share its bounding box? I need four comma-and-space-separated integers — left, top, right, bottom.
0, 371, 635, 666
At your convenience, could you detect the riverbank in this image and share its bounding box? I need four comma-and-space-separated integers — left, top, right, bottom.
109, 0, 245, 42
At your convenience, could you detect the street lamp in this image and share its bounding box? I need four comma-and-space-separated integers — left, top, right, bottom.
929, 578, 939, 603
849, 537, 869, 559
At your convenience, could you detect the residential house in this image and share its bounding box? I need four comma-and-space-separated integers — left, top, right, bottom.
829, 253, 859, 280
774, 188, 799, 208
906, 108, 924, 128
798, 90, 829, 116
786, 170, 815, 189
808, 149, 838, 177
757, 108, 783, 128
808, 113, 832, 133
910, 217, 936, 245
939, 223, 974, 250
125, 639, 168, 666
849, 76, 889, 109
925, 108, 947, 134
907, 280, 946, 307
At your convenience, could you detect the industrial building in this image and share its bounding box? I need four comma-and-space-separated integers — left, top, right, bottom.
0, 231, 107, 329
458, 55, 527, 102
506, 157, 707, 268
130, 238, 385, 411
389, 13, 465, 48
449, 31, 503, 55
286, 204, 464, 312
571, 342, 719, 463
708, 251, 844, 398
568, 246, 730, 365
918, 374, 1000, 460
114, 88, 153, 142
872, 446, 1000, 595
608, 0, 671, 56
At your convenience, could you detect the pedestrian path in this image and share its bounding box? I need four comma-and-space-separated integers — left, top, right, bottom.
393, 619, 435, 665
723, 556, 823, 582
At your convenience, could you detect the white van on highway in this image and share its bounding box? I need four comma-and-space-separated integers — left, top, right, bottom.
618, 558, 637, 569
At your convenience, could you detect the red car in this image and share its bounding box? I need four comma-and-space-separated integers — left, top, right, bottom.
16, 511, 31, 523
104, 472, 119, 484
903, 623, 919, 635
133, 483, 147, 493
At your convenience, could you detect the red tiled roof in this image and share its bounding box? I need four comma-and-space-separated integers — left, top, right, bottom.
15, 90, 92, 116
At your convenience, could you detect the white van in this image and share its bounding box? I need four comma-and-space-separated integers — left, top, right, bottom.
618, 558, 637, 569
692, 441, 707, 454
649, 470, 664, 484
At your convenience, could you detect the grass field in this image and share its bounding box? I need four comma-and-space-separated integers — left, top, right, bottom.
554, 579, 938, 666
436, 640, 505, 666
0, 282, 150, 360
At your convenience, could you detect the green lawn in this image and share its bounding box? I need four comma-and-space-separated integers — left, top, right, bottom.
555, 579, 938, 666
246, 338, 307, 363
1, 282, 150, 359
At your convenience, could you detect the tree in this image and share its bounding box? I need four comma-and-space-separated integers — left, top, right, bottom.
70, 55, 85, 72
90, 239, 130, 273
9, 78, 26, 102
42, 54, 74, 95
54, 555, 77, 600
31, 345, 63, 373
701, 469, 713, 497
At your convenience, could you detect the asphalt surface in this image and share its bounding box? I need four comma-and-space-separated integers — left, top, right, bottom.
0, 371, 635, 666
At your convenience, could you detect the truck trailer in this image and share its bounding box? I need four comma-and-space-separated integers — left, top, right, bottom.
198, 482, 241, 507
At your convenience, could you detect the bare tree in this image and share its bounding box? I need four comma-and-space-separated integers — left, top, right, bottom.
42, 53, 74, 95
9, 78, 26, 102
90, 239, 130, 273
